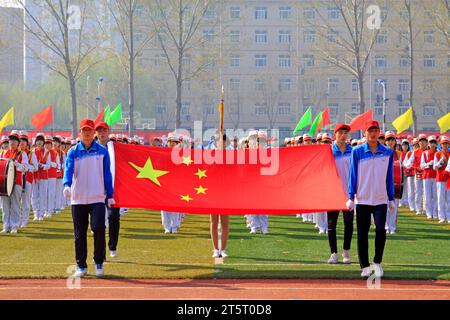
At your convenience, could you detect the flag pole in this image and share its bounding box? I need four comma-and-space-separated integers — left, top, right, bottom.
219, 86, 224, 150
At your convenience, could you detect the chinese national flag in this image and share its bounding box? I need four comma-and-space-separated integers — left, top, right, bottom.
31, 105, 53, 130
112, 143, 347, 214
349, 109, 373, 132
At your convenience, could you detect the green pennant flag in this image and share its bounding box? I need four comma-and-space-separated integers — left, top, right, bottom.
107, 103, 122, 126
309, 112, 323, 136
293, 106, 312, 136
104, 105, 111, 124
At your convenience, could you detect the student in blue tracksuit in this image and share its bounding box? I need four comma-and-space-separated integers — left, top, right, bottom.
63, 119, 114, 278
347, 120, 394, 279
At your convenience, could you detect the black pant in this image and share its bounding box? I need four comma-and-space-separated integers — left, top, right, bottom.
108, 207, 121, 251
355, 204, 387, 269
72, 203, 106, 269
327, 210, 354, 254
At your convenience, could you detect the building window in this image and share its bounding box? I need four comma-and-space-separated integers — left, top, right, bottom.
399, 79, 409, 92
230, 78, 240, 91
204, 8, 216, 19
255, 30, 268, 43
279, 30, 291, 43
182, 55, 190, 66
328, 79, 339, 93
327, 29, 338, 42
203, 79, 214, 90
423, 55, 436, 68
279, 79, 292, 92
181, 103, 190, 115
301, 54, 315, 67
302, 79, 314, 98
279, 6, 292, 19
399, 31, 409, 44
255, 55, 267, 68
375, 55, 387, 68
255, 104, 268, 116
423, 105, 436, 116
304, 7, 315, 19
328, 104, 339, 118
303, 30, 316, 44
156, 104, 166, 114
351, 103, 360, 115
399, 9, 409, 20
255, 7, 268, 20
424, 30, 435, 43
279, 55, 291, 68
230, 30, 240, 43
400, 55, 409, 67
352, 79, 359, 92
182, 80, 190, 91
278, 103, 291, 115
255, 79, 265, 90
230, 6, 240, 19
203, 29, 214, 42
376, 31, 387, 44
423, 79, 433, 90
328, 7, 340, 19
230, 55, 240, 67
374, 104, 383, 116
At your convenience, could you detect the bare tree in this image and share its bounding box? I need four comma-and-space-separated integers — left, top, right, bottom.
430, 0, 450, 46
304, 0, 384, 114
17, 0, 104, 135
260, 74, 281, 130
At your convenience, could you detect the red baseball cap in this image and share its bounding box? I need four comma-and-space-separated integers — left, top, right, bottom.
365, 120, 380, 132
80, 119, 95, 130
95, 121, 109, 130
334, 123, 351, 133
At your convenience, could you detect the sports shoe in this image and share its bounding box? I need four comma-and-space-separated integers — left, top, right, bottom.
38, 217, 44, 221
390, 230, 396, 235
33, 217, 38, 221
427, 216, 432, 219
10, 228, 17, 234
110, 250, 118, 258
164, 229, 171, 234
327, 253, 338, 264
318, 229, 326, 234
372, 263, 384, 278
20, 224, 28, 228
361, 267, 371, 277
171, 227, 178, 234
0, 228, 9, 233
220, 250, 228, 258
212, 249, 220, 258
439, 219, 445, 223
250, 228, 257, 234
74, 267, 87, 278
95, 264, 104, 277
342, 250, 351, 264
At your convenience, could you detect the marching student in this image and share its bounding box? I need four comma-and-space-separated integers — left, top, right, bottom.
31, 133, 49, 221
53, 136, 65, 213
403, 138, 418, 212
302, 134, 314, 223
384, 131, 404, 234
19, 131, 38, 228
327, 124, 354, 264
316, 133, 332, 234
347, 120, 394, 278
399, 139, 412, 208
378, 132, 386, 145
435, 136, 450, 223
0, 130, 29, 234
44, 135, 60, 218
64, 119, 114, 278
421, 136, 438, 219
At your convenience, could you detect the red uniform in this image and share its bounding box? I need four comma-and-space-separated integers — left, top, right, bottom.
421, 149, 437, 180
412, 148, 425, 180
47, 149, 58, 179
434, 150, 449, 183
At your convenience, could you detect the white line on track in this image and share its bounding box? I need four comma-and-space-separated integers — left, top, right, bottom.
0, 287, 450, 291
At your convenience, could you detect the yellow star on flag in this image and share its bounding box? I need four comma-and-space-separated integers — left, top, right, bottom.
129, 157, 169, 187
194, 185, 208, 195
181, 195, 193, 202
182, 155, 194, 166
195, 169, 207, 179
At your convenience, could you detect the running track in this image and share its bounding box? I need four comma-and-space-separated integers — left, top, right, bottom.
0, 279, 449, 299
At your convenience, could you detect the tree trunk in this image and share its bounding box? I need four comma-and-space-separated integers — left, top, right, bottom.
128, 3, 135, 136
175, 76, 182, 129
358, 74, 366, 115
69, 73, 78, 137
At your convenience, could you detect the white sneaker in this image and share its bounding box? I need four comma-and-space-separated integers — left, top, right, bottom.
314, 224, 319, 229
212, 249, 220, 258
361, 267, 372, 277
74, 267, 87, 278
20, 224, 27, 228
33, 217, 38, 221
342, 250, 351, 264
164, 229, 171, 234
220, 250, 228, 258
10, 228, 17, 234
416, 212, 421, 215
318, 229, 326, 234
390, 230, 396, 235
0, 228, 9, 233
327, 253, 338, 264
110, 250, 118, 258
250, 228, 257, 234
427, 216, 432, 219
372, 263, 384, 277
439, 219, 445, 224
38, 217, 44, 221
171, 228, 178, 233
95, 264, 104, 277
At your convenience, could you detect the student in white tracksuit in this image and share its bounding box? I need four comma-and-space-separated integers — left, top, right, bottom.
399, 140, 411, 207
436, 136, 450, 223
421, 136, 438, 219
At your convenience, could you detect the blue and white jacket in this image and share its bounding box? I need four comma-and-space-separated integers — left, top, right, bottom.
348, 142, 394, 206
63, 140, 114, 205
332, 142, 353, 193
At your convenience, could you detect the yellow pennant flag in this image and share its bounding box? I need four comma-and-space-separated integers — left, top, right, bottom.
437, 112, 450, 134
0, 107, 14, 133
392, 106, 413, 134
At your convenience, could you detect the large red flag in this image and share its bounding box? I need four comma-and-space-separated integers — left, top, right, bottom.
94, 107, 105, 125
31, 105, 53, 130
322, 106, 331, 126
349, 109, 373, 132
112, 143, 347, 214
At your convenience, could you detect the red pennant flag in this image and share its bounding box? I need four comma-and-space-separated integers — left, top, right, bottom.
112, 144, 347, 214
349, 109, 373, 132
322, 106, 331, 126
31, 105, 53, 130
94, 107, 105, 125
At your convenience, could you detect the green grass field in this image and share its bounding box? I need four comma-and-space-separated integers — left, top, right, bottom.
0, 207, 449, 279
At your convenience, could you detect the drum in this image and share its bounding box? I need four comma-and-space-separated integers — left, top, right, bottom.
0, 159, 16, 196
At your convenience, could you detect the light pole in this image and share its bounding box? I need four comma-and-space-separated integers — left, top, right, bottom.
96, 76, 104, 114
376, 79, 387, 132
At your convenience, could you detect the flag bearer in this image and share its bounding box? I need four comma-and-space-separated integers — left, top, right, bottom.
421, 136, 438, 219
435, 136, 450, 223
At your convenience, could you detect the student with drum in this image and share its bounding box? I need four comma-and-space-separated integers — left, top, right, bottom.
0, 130, 29, 234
